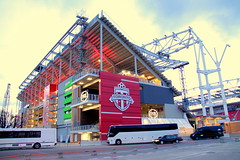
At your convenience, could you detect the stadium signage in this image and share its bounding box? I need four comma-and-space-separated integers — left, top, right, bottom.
81, 91, 88, 102
109, 82, 134, 111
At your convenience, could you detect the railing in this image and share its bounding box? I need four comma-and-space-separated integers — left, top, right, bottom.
48, 106, 57, 112
71, 125, 99, 131
138, 78, 162, 86
48, 112, 57, 118
27, 120, 34, 124
72, 94, 99, 106
50, 92, 58, 98
141, 114, 165, 118
73, 68, 99, 82
49, 99, 58, 105
34, 102, 44, 109
28, 109, 34, 115
119, 71, 162, 86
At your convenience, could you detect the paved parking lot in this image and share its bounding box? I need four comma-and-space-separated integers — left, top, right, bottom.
104, 141, 240, 160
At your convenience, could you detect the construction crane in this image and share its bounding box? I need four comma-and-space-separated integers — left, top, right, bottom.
3, 83, 11, 109
0, 83, 11, 128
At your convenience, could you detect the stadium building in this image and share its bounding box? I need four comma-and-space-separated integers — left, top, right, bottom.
17, 13, 193, 143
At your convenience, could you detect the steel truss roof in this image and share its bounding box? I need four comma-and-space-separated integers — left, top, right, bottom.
134, 45, 189, 72
136, 28, 200, 72
18, 13, 184, 102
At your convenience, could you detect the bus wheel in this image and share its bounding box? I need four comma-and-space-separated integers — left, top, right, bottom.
33, 143, 41, 149
115, 139, 122, 145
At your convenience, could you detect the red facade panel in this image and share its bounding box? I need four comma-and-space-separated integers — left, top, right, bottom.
43, 84, 58, 127
50, 84, 58, 93
217, 110, 240, 121
99, 71, 141, 140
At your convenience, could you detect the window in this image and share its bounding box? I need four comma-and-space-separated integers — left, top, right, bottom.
0, 131, 41, 138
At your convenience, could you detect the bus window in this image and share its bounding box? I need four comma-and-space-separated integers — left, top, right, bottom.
107, 123, 178, 145
0, 128, 56, 149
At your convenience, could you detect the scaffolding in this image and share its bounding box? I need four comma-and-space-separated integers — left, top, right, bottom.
137, 27, 230, 119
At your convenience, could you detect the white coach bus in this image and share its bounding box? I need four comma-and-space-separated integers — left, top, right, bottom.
107, 123, 178, 145
0, 128, 56, 149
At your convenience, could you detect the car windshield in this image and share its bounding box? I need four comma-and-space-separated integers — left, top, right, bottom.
194, 128, 202, 133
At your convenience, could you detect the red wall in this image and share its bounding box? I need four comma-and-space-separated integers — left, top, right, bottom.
99, 71, 141, 140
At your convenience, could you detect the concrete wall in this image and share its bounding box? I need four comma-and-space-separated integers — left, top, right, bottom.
142, 117, 194, 136
57, 125, 71, 142
164, 104, 183, 118
57, 77, 73, 142
225, 121, 240, 133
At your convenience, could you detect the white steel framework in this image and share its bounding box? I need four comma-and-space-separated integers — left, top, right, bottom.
176, 78, 240, 108
136, 27, 230, 119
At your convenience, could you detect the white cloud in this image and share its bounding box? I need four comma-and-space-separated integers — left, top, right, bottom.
134, 0, 240, 92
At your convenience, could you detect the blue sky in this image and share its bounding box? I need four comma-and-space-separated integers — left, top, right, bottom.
0, 0, 239, 113
138, 0, 240, 37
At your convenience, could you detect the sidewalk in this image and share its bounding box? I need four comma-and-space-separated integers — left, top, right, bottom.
56, 142, 80, 147
56, 140, 108, 147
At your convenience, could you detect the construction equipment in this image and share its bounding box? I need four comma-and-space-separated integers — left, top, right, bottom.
1, 83, 11, 128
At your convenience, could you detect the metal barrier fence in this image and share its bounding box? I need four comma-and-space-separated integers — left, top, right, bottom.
73, 68, 99, 82
72, 94, 99, 106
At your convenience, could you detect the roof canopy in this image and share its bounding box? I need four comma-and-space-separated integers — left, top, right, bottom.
18, 13, 182, 101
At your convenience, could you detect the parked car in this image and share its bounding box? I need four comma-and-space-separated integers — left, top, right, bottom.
152, 134, 183, 144
190, 126, 224, 140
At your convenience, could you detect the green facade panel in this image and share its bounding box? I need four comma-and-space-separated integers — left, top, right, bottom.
64, 90, 72, 97
64, 78, 73, 89
63, 78, 73, 121
64, 113, 72, 120
64, 95, 72, 104
63, 106, 71, 112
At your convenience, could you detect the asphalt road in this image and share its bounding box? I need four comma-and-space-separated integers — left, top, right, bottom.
0, 138, 239, 160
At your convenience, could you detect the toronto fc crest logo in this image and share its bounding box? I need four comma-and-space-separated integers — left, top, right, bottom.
109, 82, 134, 111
